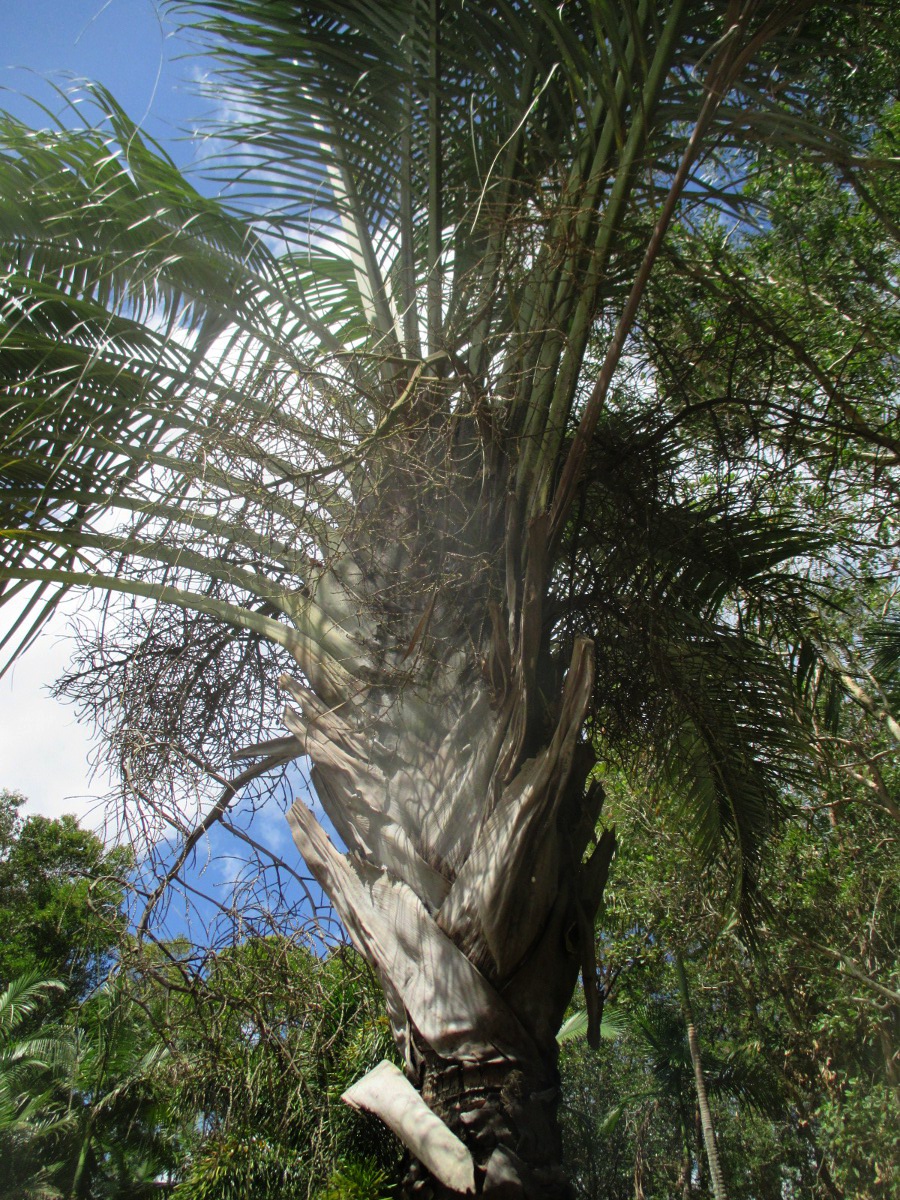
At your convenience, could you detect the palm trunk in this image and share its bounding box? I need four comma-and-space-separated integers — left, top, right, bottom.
403, 1047, 569, 1198
674, 953, 727, 1200
633, 1110, 650, 1200
278, 483, 616, 1196
69, 1111, 96, 1200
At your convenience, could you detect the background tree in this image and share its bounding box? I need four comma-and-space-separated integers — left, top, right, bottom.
558, 739, 899, 1199
161, 937, 400, 1200
1, 2, 898, 1196
0, 793, 131, 1000
0, 972, 69, 1200
56, 976, 178, 1200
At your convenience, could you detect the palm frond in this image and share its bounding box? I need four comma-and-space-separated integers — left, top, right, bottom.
557, 1003, 627, 1045
867, 615, 900, 682
0, 974, 65, 1037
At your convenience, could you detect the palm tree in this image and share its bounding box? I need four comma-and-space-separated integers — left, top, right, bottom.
673, 952, 726, 1200
0, 973, 69, 1200
562, 987, 784, 1198
60, 979, 175, 1200
0, 970, 178, 1200
1, 3, 896, 1195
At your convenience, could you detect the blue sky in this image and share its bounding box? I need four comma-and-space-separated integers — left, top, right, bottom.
0, 2, 336, 948
3, 0, 206, 167
1, 2, 207, 820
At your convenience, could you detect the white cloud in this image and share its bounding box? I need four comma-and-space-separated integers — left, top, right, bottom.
0, 603, 113, 828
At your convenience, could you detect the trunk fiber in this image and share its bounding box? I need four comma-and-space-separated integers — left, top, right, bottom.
402, 1047, 572, 1198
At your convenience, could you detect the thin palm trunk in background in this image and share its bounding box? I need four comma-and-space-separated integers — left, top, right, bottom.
675, 953, 727, 1200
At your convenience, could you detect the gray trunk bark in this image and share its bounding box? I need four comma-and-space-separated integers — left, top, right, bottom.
674, 953, 727, 1200
402, 1044, 572, 1198
273, 482, 615, 1195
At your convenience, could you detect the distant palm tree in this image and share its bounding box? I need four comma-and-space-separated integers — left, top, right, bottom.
561, 982, 781, 1199
0, 971, 176, 1200
2, 3, 894, 1195
674, 952, 726, 1200
60, 979, 174, 1200
0, 972, 68, 1200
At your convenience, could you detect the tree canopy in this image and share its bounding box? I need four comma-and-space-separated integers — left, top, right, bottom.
0, 791, 130, 997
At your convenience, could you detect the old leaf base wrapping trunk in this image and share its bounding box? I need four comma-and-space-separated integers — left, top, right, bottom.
279, 526, 616, 1196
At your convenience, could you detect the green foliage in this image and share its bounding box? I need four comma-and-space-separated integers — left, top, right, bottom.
815, 1076, 899, 1198
0, 972, 70, 1200
0, 792, 131, 997
318, 1159, 395, 1200
58, 977, 181, 1199
0, 802, 402, 1200
560, 747, 899, 1198
165, 938, 400, 1200
0, 934, 402, 1200
867, 613, 900, 703
173, 1132, 310, 1200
